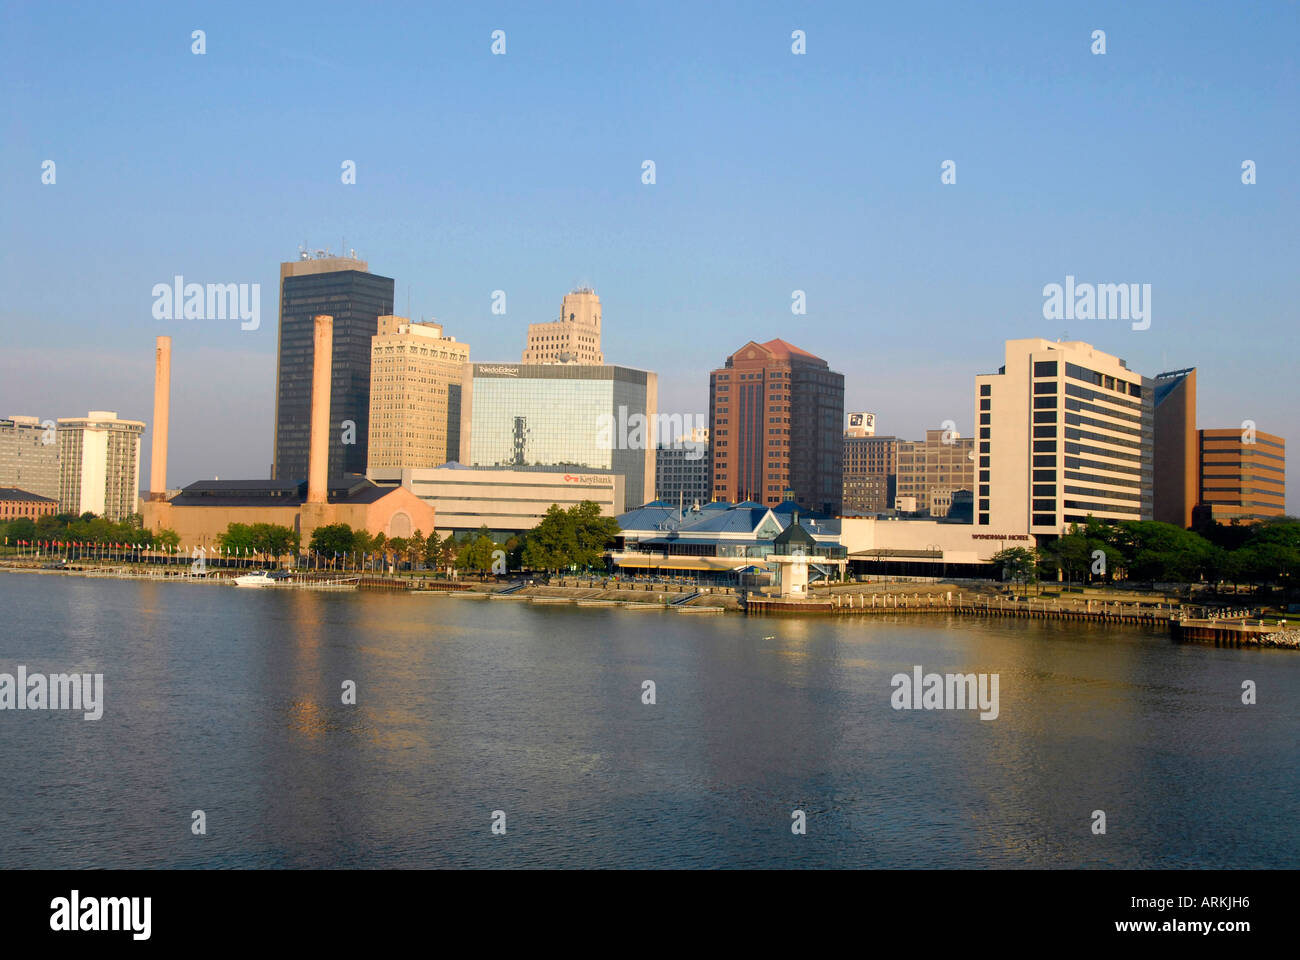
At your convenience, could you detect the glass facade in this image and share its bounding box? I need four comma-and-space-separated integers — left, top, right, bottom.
273, 269, 395, 481
468, 364, 653, 507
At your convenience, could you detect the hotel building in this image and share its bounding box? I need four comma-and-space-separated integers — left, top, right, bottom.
367, 316, 470, 470
272, 251, 394, 481
1196, 428, 1286, 523
708, 339, 844, 514
975, 339, 1152, 533
56, 411, 145, 520
0, 415, 60, 501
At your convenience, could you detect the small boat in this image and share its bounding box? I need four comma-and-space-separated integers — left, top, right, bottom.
233, 571, 276, 588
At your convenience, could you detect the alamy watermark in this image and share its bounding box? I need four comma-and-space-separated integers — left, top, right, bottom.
152, 275, 261, 330
891, 665, 999, 720
0, 666, 103, 720
596, 408, 707, 459
1042, 275, 1150, 330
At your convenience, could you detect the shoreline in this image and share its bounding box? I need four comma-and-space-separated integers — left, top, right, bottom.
3, 560, 1296, 647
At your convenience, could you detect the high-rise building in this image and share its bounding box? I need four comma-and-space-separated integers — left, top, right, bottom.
0, 415, 60, 501
708, 339, 844, 514
975, 339, 1152, 533
655, 435, 709, 506
1196, 428, 1285, 523
1152, 367, 1198, 528
272, 252, 394, 481
522, 288, 604, 364
896, 428, 975, 517
367, 316, 470, 470
463, 362, 657, 508
56, 411, 145, 520
842, 434, 897, 515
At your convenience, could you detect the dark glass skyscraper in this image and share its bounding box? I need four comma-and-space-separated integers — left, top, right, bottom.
271, 255, 394, 481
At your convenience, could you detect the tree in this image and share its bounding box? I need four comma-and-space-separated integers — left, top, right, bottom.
408, 530, 426, 569
310, 523, 356, 558
424, 531, 442, 567
520, 501, 620, 575
387, 537, 409, 569
218, 523, 256, 555
992, 547, 1039, 591
154, 528, 180, 549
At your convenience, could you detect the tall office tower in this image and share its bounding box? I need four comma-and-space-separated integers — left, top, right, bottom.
842, 433, 897, 515
1196, 428, 1285, 523
521, 288, 604, 363
367, 316, 471, 470
463, 362, 657, 508
895, 428, 976, 518
975, 339, 1152, 533
708, 339, 844, 513
1152, 368, 1198, 528
0, 415, 60, 500
272, 251, 394, 481
655, 434, 710, 505
56, 411, 145, 520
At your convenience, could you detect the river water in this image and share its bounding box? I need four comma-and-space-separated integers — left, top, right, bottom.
1, 572, 1296, 868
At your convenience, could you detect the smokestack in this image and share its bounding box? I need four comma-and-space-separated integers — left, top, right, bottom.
307, 314, 333, 504
149, 335, 171, 500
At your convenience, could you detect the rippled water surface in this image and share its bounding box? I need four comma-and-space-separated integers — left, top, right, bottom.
1, 573, 1297, 868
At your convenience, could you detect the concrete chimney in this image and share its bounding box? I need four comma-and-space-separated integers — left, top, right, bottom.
149, 335, 171, 500
307, 314, 333, 504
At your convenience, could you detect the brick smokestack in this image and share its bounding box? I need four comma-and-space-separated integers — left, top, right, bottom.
307, 314, 333, 504
149, 335, 171, 500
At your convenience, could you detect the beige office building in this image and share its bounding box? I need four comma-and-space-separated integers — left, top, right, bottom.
367, 316, 470, 470
975, 339, 1152, 534
0, 415, 60, 501
895, 429, 975, 517
522, 288, 604, 364
56, 411, 145, 520
370, 465, 624, 534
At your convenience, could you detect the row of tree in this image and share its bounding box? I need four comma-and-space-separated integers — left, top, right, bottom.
298, 501, 621, 575
994, 516, 1300, 589
0, 512, 180, 549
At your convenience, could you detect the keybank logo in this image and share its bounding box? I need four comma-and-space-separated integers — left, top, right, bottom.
50, 891, 151, 940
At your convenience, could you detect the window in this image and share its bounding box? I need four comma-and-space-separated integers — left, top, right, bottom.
979, 399, 991, 411
1034, 360, 1058, 377
979, 384, 991, 397
1034, 381, 1058, 394
1032, 441, 1056, 452
979, 427, 990, 439
1033, 455, 1057, 467
1032, 513, 1056, 526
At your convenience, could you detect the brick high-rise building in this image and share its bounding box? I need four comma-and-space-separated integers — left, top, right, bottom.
1196, 427, 1285, 523
843, 434, 897, 515
708, 338, 844, 513
896, 428, 975, 517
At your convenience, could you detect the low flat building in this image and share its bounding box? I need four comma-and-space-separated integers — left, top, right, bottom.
369, 463, 624, 536
840, 516, 1028, 578
0, 487, 58, 522
611, 499, 843, 580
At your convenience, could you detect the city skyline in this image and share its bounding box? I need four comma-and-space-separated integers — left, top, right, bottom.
1, 2, 1295, 509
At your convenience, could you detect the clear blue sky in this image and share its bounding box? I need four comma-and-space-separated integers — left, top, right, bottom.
2, 0, 1296, 508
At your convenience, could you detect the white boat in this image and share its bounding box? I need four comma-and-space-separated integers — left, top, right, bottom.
233, 571, 276, 588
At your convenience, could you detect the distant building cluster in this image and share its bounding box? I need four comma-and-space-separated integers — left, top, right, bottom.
20, 249, 1284, 567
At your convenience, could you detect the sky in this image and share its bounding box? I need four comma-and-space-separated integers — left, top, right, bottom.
1, 0, 1296, 508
